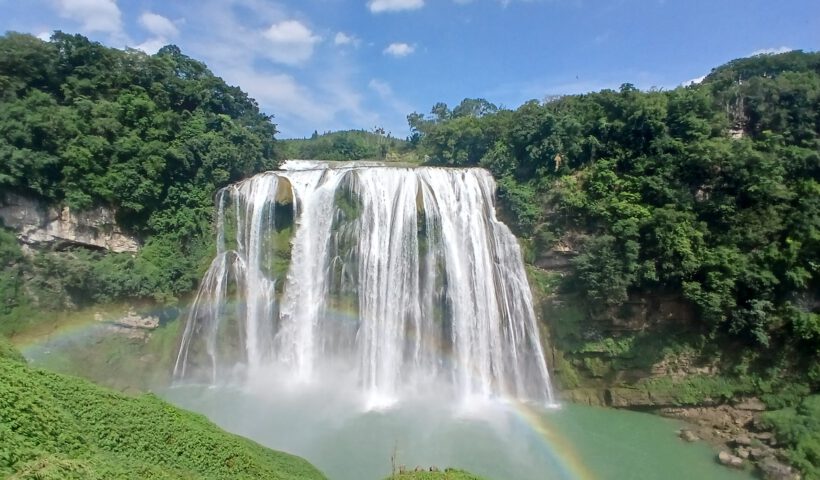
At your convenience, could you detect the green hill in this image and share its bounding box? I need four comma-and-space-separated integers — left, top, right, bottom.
0, 343, 327, 480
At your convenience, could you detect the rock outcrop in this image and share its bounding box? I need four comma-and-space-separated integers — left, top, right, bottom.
0, 192, 139, 253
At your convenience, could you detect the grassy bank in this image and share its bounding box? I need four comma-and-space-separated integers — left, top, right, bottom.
0, 341, 327, 480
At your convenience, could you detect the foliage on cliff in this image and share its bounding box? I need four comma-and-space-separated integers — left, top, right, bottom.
0, 349, 326, 479
0, 32, 279, 316
408, 51, 820, 357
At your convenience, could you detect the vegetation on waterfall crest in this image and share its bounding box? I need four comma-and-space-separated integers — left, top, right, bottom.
279, 129, 411, 161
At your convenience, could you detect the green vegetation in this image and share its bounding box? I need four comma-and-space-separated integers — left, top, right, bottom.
409, 50, 820, 386
280, 129, 412, 161
0, 31, 279, 330
385, 469, 487, 480
761, 395, 820, 478
0, 342, 326, 479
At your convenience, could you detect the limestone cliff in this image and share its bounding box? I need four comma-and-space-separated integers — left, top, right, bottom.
0, 192, 140, 253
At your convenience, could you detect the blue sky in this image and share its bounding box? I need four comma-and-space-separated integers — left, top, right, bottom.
1, 0, 818, 138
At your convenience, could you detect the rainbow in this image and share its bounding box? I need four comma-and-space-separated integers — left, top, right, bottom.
15, 303, 178, 360
16, 301, 597, 480
506, 400, 597, 480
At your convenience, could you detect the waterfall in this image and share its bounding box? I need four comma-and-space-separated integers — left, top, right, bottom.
174, 161, 554, 406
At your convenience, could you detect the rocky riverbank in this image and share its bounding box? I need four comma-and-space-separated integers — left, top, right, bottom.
527, 248, 808, 479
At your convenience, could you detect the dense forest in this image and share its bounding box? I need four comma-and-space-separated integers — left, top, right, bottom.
409, 51, 819, 354
0, 32, 279, 334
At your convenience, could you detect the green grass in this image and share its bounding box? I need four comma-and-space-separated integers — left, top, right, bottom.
385, 469, 488, 480
0, 335, 25, 363
0, 342, 327, 480
760, 395, 820, 479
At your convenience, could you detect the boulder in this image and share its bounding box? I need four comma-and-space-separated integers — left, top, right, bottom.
733, 434, 753, 446
759, 457, 800, 480
679, 429, 700, 442
718, 451, 744, 469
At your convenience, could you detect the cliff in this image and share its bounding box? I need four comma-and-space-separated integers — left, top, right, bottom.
0, 192, 140, 253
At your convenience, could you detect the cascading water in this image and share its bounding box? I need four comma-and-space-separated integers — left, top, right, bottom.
174, 160, 554, 406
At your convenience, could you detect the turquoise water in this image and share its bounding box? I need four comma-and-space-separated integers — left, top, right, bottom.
163, 383, 754, 480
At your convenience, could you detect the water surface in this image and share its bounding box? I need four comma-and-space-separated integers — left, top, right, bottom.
164, 382, 753, 480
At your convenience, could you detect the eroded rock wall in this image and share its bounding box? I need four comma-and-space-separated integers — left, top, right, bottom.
0, 192, 140, 253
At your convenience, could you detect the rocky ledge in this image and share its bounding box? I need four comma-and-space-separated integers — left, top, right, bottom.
664, 401, 801, 479
0, 192, 140, 253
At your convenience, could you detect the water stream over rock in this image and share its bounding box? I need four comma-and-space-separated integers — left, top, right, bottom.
174, 160, 554, 407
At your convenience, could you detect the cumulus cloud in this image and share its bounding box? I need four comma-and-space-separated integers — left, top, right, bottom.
139, 12, 179, 38
751, 46, 793, 56
134, 11, 179, 54
55, 0, 123, 35
166, 1, 388, 136
334, 32, 360, 47
262, 20, 322, 65
383, 42, 415, 57
368, 0, 424, 13
134, 37, 168, 54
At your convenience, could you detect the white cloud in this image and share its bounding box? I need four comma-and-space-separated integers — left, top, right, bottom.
334, 32, 360, 47
134, 37, 168, 54
368, 0, 424, 13
682, 74, 706, 86
55, 0, 123, 35
139, 12, 179, 38
166, 0, 388, 136
383, 42, 415, 57
262, 20, 321, 65
369, 78, 414, 114
750, 46, 793, 56
36, 32, 52, 42
134, 12, 179, 54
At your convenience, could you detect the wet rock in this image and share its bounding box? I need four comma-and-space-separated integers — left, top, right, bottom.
718, 451, 745, 468
749, 446, 774, 460
733, 434, 753, 446
606, 388, 654, 407
679, 429, 700, 442
759, 457, 800, 480
755, 432, 775, 442
735, 447, 750, 459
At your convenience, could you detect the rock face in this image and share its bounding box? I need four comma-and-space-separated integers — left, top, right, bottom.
0, 192, 139, 252
96, 309, 160, 340
759, 457, 801, 480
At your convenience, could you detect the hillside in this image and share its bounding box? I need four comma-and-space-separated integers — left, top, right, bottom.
0, 31, 278, 335
0, 340, 326, 479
